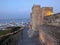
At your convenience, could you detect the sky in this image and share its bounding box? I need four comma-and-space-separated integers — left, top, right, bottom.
0, 0, 60, 19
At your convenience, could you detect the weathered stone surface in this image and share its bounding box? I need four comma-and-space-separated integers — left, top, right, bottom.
29, 5, 60, 45
39, 24, 60, 45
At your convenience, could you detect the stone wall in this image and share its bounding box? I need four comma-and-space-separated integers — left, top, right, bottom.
29, 5, 60, 45
39, 25, 60, 45
30, 5, 53, 31
44, 13, 60, 26
31, 5, 41, 31
0, 28, 23, 45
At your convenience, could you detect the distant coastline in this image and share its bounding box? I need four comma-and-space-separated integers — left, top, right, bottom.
0, 19, 30, 24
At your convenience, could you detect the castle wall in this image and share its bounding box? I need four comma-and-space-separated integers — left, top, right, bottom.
31, 5, 41, 31
42, 7, 53, 16
29, 5, 60, 45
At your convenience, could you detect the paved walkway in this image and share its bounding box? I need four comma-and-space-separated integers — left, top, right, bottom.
17, 27, 36, 45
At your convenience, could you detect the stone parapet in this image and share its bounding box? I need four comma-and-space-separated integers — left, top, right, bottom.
39, 24, 60, 45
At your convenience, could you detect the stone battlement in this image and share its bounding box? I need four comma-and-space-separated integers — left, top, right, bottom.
29, 5, 60, 45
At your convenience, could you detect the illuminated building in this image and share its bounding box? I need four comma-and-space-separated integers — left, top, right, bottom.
30, 5, 53, 31
42, 7, 53, 16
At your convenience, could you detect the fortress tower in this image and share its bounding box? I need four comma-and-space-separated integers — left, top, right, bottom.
31, 5, 41, 30
29, 5, 53, 38
30, 5, 53, 31
41, 7, 53, 24
29, 5, 60, 45
42, 7, 53, 16
31, 5, 53, 31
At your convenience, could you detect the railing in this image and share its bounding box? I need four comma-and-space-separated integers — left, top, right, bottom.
0, 28, 23, 45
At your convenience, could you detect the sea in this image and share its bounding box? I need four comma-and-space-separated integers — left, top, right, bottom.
0, 19, 30, 24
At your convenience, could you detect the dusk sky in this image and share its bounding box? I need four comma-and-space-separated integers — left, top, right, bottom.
0, 0, 60, 19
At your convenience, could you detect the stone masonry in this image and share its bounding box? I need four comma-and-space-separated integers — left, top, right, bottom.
28, 5, 60, 45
